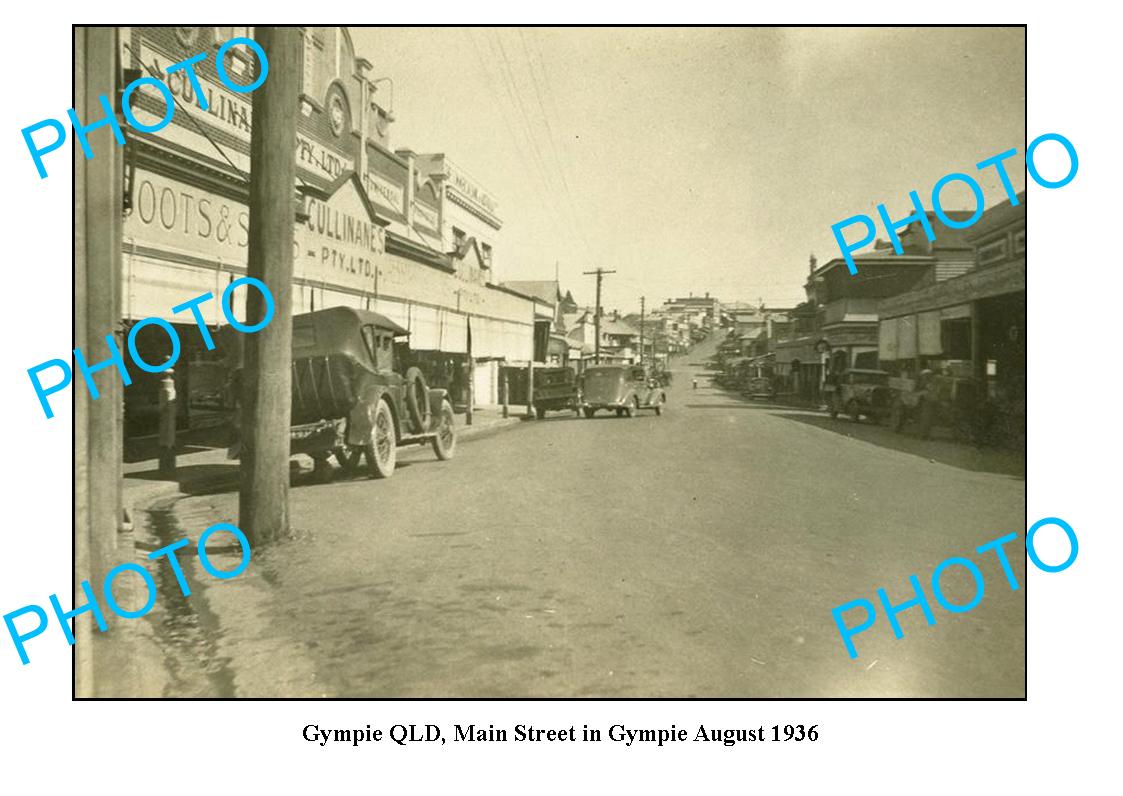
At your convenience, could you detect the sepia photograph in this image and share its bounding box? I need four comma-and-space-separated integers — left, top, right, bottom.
70, 25, 1027, 698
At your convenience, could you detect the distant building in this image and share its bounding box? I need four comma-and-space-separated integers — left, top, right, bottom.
662, 293, 721, 331
500, 280, 576, 365
774, 213, 978, 401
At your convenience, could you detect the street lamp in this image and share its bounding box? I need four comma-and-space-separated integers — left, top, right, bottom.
370, 76, 395, 122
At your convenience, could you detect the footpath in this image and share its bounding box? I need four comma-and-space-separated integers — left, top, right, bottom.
100, 404, 525, 697
122, 404, 524, 516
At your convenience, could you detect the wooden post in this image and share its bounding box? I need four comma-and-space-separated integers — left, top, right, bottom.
239, 27, 300, 547
465, 314, 474, 426
74, 26, 123, 696
639, 295, 645, 366
970, 301, 985, 382
526, 359, 535, 418
157, 370, 177, 476
466, 357, 475, 426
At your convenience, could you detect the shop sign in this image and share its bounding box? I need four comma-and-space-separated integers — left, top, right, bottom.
362, 170, 405, 216
294, 177, 387, 292
133, 44, 352, 184
125, 171, 249, 262
136, 44, 253, 143
447, 162, 499, 217
412, 200, 439, 232
297, 134, 354, 182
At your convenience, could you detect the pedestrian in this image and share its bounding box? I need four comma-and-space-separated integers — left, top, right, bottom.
692, 377, 698, 390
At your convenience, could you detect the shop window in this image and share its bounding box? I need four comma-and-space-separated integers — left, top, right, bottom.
361, 325, 379, 366
941, 318, 972, 360
853, 350, 879, 370
480, 242, 493, 268
380, 335, 397, 372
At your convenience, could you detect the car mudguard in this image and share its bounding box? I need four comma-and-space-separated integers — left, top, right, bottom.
346, 390, 400, 446
346, 399, 374, 447
427, 388, 450, 416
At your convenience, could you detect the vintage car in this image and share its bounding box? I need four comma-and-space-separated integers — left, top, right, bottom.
889, 370, 983, 440
227, 306, 456, 481
743, 376, 775, 401
580, 364, 666, 418
826, 368, 892, 423
532, 366, 582, 419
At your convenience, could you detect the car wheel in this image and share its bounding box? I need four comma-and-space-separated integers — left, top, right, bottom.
829, 398, 839, 420
584, 407, 596, 418
535, 404, 546, 420
404, 367, 432, 435
431, 400, 456, 461
333, 445, 361, 472
847, 399, 861, 423
364, 398, 397, 478
624, 398, 638, 418
655, 396, 665, 416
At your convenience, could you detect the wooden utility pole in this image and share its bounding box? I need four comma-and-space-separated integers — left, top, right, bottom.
583, 268, 616, 364
639, 296, 645, 366
466, 315, 474, 426
75, 25, 123, 696
526, 359, 535, 419
239, 27, 301, 546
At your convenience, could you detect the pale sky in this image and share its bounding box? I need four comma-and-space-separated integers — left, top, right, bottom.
353, 26, 1025, 313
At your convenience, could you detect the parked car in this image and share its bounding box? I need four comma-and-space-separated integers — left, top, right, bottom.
533, 366, 582, 419
227, 306, 456, 481
889, 370, 983, 440
826, 368, 892, 423
580, 365, 666, 418
743, 376, 775, 400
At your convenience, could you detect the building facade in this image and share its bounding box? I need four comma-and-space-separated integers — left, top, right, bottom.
877, 193, 1026, 445
774, 215, 979, 402
118, 26, 536, 434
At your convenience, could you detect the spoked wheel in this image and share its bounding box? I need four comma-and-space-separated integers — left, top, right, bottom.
623, 399, 637, 418
364, 398, 397, 479
431, 400, 457, 461
403, 367, 432, 435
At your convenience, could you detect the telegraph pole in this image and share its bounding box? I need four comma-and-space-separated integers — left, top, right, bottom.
583, 268, 616, 364
639, 296, 645, 366
240, 27, 301, 546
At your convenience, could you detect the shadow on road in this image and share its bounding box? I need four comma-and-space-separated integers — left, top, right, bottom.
770, 410, 1025, 478
126, 463, 240, 495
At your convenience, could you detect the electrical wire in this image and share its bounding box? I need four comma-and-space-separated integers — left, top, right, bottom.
123, 42, 251, 184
